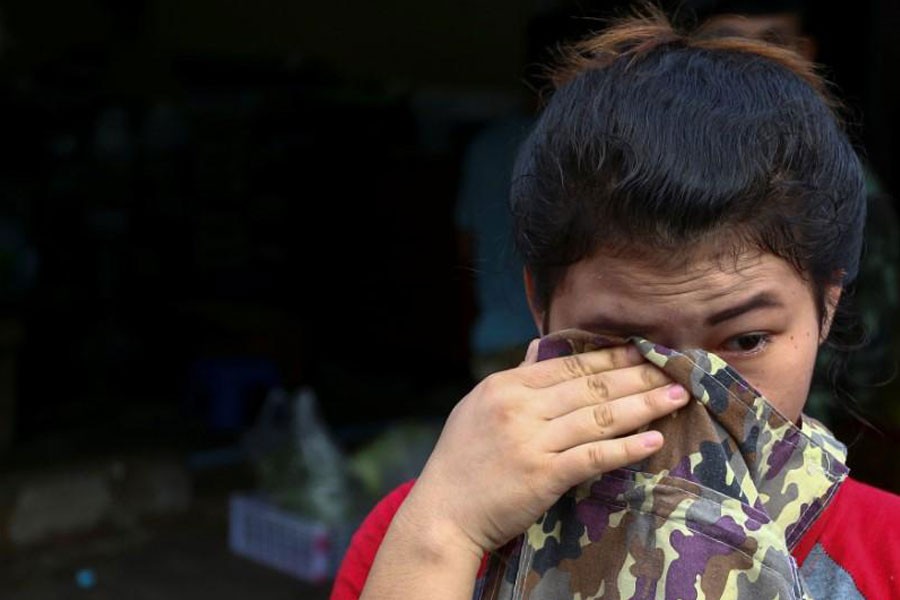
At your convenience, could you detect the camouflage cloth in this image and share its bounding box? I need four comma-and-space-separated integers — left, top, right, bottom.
476, 328, 849, 600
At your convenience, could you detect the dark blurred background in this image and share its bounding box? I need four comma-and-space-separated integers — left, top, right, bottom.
0, 1, 898, 598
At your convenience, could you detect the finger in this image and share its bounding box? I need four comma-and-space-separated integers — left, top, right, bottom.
519, 338, 541, 367
536, 363, 673, 419
541, 383, 688, 451
518, 344, 645, 389
546, 431, 664, 494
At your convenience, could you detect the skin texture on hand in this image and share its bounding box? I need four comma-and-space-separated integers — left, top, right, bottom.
359, 340, 688, 599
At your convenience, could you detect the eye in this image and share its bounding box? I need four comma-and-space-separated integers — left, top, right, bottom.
722, 332, 770, 354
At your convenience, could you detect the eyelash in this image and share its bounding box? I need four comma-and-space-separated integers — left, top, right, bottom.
722, 332, 771, 355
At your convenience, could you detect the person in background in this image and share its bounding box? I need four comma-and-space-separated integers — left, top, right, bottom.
453, 8, 595, 382
454, 108, 536, 382
333, 6, 900, 599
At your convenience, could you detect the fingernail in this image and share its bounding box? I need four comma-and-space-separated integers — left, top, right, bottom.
667, 384, 687, 401
642, 431, 663, 448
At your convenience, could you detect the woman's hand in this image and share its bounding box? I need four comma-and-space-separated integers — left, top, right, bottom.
401, 340, 688, 557
359, 340, 688, 600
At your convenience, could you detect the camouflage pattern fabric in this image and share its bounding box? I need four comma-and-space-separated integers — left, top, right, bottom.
476, 328, 849, 600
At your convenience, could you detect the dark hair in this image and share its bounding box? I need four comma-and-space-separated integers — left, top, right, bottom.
511, 6, 866, 336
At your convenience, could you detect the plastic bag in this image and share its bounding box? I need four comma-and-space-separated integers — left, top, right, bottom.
242, 386, 352, 525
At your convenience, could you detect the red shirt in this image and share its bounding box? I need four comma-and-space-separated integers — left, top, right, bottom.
330, 477, 900, 600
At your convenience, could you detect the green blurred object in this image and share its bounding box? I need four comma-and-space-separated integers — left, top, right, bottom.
243, 386, 353, 525
347, 420, 440, 506
242, 386, 440, 525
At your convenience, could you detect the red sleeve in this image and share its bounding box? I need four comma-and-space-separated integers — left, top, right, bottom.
818, 478, 900, 600
329, 479, 491, 599
329, 479, 417, 600
794, 477, 900, 600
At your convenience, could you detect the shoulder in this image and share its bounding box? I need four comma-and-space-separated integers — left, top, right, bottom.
799, 477, 900, 599
837, 476, 900, 512
824, 477, 900, 541
329, 479, 416, 600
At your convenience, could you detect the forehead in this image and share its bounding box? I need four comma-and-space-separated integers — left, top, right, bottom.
554, 248, 812, 313
546, 248, 820, 341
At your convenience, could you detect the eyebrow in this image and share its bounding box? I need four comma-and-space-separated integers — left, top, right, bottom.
581, 291, 784, 335
580, 317, 653, 337
705, 292, 784, 326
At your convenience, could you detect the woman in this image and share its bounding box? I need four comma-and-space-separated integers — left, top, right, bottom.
332, 7, 900, 599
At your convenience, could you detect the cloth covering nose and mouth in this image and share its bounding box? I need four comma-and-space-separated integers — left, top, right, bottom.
476, 328, 849, 600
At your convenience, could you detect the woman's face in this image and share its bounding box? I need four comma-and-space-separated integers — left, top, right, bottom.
529, 249, 839, 422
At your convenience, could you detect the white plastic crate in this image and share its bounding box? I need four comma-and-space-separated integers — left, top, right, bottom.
228, 492, 355, 583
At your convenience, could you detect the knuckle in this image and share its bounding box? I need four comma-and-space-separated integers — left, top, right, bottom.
477, 374, 518, 424
561, 355, 588, 378
479, 372, 505, 397
592, 402, 615, 430
651, 368, 670, 387
640, 365, 661, 387
586, 374, 610, 402
611, 345, 634, 369
643, 390, 657, 411
486, 396, 514, 425
587, 444, 607, 469
622, 440, 638, 463
528, 455, 549, 480
484, 370, 504, 386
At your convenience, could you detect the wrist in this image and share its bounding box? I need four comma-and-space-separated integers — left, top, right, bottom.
390, 496, 486, 568
360, 493, 484, 600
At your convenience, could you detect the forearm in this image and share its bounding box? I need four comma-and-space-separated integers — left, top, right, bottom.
360, 499, 483, 600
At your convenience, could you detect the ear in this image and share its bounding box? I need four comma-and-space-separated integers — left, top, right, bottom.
819, 283, 842, 344
523, 267, 546, 335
